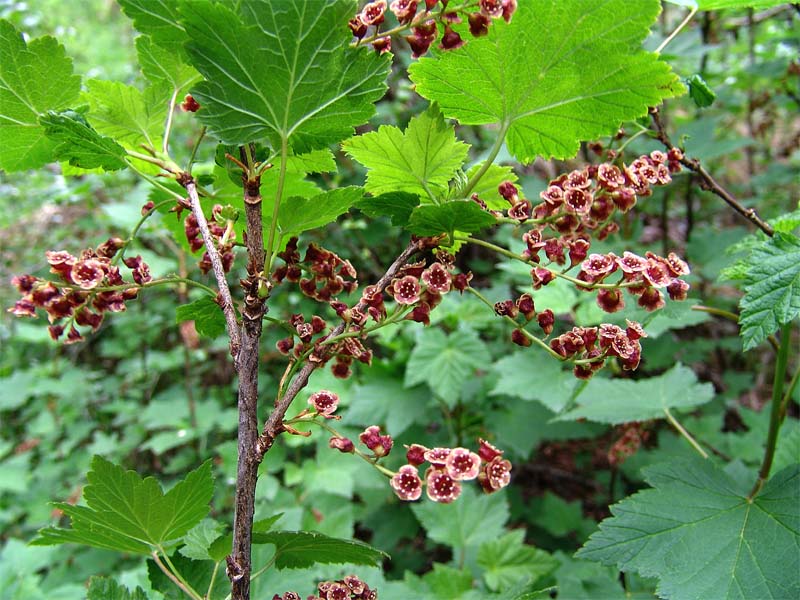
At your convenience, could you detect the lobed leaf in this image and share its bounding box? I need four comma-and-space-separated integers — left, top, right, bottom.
406, 201, 497, 240
355, 192, 420, 227
477, 530, 559, 592
39, 110, 128, 171
87, 577, 149, 600
343, 103, 469, 198
251, 530, 387, 569
135, 36, 200, 95
577, 459, 800, 600
0, 20, 81, 172
180, 0, 390, 150
175, 296, 227, 339
278, 187, 363, 239
738, 232, 800, 351
31, 456, 213, 554
409, 0, 684, 162
82, 79, 165, 150
489, 350, 576, 413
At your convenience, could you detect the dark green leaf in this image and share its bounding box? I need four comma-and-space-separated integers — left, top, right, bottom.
0, 20, 81, 171
278, 187, 362, 238
686, 74, 716, 108
355, 192, 420, 226
39, 110, 128, 171
32, 457, 213, 554
87, 577, 149, 600
409, 0, 684, 162
251, 530, 387, 569
175, 296, 227, 339
556, 364, 714, 424
343, 103, 469, 197
406, 201, 496, 239
181, 0, 389, 149
578, 460, 800, 600
118, 0, 187, 55
739, 232, 800, 350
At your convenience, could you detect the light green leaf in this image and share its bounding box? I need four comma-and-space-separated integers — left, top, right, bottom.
411, 486, 509, 549
118, 0, 187, 55
284, 148, 337, 174
422, 564, 475, 599
135, 36, 200, 94
251, 530, 387, 569
556, 364, 714, 424
87, 577, 149, 600
478, 530, 559, 592
739, 232, 800, 351
181, 0, 389, 149
278, 187, 362, 238
343, 103, 469, 197
490, 350, 576, 413
465, 162, 519, 209
355, 192, 420, 226
406, 201, 496, 239
695, 0, 787, 9
0, 20, 81, 172
39, 110, 128, 171
31, 456, 213, 554
179, 519, 225, 562
83, 79, 165, 149
405, 328, 489, 407
577, 459, 800, 600
175, 296, 227, 339
409, 0, 684, 162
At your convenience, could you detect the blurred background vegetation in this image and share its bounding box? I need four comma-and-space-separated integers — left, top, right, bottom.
0, 1, 798, 598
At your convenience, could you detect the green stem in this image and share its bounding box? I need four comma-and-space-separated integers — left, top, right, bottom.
263, 137, 288, 275
748, 322, 793, 500
663, 408, 708, 459
125, 160, 185, 202
207, 560, 221, 600
162, 89, 179, 156
152, 548, 203, 600
59, 276, 216, 297
116, 198, 175, 265
186, 126, 207, 174
463, 120, 511, 197
655, 6, 697, 54
457, 235, 637, 290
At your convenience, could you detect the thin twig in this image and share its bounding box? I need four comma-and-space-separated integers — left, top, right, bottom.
256, 239, 421, 457
650, 107, 774, 237
151, 550, 203, 600
664, 408, 708, 459
183, 177, 241, 358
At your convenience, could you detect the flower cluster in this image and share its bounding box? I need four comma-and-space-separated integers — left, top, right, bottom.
350, 0, 517, 57
9, 239, 149, 343
550, 321, 647, 377
273, 237, 358, 302
183, 204, 236, 274
274, 574, 377, 600
391, 438, 511, 503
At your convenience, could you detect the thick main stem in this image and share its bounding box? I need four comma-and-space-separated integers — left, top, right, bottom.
229, 153, 266, 600
748, 323, 793, 500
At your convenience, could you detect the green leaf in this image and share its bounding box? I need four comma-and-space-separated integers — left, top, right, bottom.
135, 36, 200, 94
118, 0, 187, 55
343, 103, 469, 197
179, 519, 225, 561
489, 350, 576, 413
411, 486, 509, 549
0, 20, 81, 172
577, 459, 800, 600
181, 0, 389, 149
349, 373, 432, 436
556, 364, 714, 424
147, 553, 226, 600
478, 530, 559, 592
355, 192, 420, 226
695, 0, 787, 9
251, 530, 387, 569
739, 232, 800, 351
83, 80, 165, 149
175, 296, 226, 339
39, 110, 128, 171
31, 456, 213, 554
409, 0, 684, 162
278, 187, 362, 238
87, 577, 149, 600
405, 328, 489, 407
686, 74, 716, 108
464, 162, 519, 210
422, 564, 475, 599
406, 201, 496, 239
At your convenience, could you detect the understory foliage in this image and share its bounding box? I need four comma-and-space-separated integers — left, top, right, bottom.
1, 1, 798, 600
